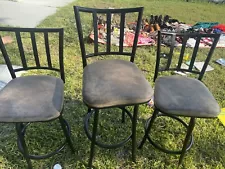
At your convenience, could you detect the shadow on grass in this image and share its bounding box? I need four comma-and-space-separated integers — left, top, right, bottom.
0, 98, 88, 168
0, 98, 142, 168
136, 113, 225, 168
1, 98, 225, 168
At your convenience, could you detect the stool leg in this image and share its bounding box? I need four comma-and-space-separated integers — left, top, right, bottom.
59, 116, 75, 153
178, 117, 195, 166
122, 108, 125, 123
138, 109, 159, 149
132, 105, 139, 162
88, 108, 91, 113
88, 109, 99, 168
15, 123, 32, 169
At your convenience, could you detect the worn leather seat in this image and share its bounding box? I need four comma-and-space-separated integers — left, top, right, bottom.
154, 75, 220, 118
0, 75, 64, 122
82, 59, 153, 108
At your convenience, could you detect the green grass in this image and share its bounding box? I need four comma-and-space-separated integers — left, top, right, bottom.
1, 0, 225, 168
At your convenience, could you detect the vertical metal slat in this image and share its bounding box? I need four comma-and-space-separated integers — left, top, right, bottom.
199, 34, 220, 80
15, 31, 27, 68
165, 34, 176, 70
188, 36, 201, 71
93, 11, 98, 55
131, 7, 143, 62
106, 11, 111, 53
177, 35, 188, 70
154, 31, 162, 82
44, 32, 52, 68
59, 29, 65, 82
0, 36, 16, 78
119, 12, 125, 53
74, 6, 87, 68
30, 31, 40, 67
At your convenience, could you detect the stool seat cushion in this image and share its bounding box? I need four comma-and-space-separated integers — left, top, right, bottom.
83, 59, 153, 108
154, 75, 220, 118
0, 75, 64, 122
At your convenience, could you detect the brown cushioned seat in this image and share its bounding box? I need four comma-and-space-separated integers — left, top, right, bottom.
0, 75, 64, 122
154, 75, 220, 118
82, 59, 153, 108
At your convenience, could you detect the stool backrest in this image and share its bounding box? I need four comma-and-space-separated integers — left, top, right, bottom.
154, 31, 220, 81
74, 6, 143, 68
0, 27, 65, 82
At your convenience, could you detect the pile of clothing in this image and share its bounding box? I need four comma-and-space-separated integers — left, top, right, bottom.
179, 22, 225, 48
188, 22, 225, 34
141, 15, 190, 33
90, 15, 156, 46
149, 21, 225, 48
90, 15, 225, 48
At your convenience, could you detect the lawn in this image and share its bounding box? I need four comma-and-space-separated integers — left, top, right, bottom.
1, 0, 225, 168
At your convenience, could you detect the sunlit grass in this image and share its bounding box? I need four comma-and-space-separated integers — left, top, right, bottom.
0, 0, 225, 168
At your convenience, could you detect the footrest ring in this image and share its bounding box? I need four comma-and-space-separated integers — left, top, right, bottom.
146, 113, 194, 154
84, 107, 133, 149
17, 118, 71, 159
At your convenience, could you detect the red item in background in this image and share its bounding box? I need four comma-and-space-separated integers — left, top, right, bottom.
138, 34, 154, 44
2, 36, 13, 44
124, 32, 135, 46
213, 24, 225, 33
124, 32, 155, 46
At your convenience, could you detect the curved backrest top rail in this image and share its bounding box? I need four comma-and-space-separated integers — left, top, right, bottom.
74, 6, 144, 68
0, 27, 65, 82
154, 31, 221, 81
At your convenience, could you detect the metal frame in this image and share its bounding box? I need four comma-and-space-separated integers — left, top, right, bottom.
0, 27, 74, 169
74, 6, 143, 168
84, 108, 133, 149
139, 108, 195, 166
0, 27, 65, 82
154, 31, 221, 81
74, 6, 143, 68
140, 31, 220, 166
15, 115, 74, 167
85, 105, 140, 168
138, 109, 194, 154
138, 107, 196, 166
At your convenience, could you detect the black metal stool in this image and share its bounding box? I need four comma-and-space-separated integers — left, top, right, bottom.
0, 27, 74, 169
74, 6, 153, 168
139, 31, 221, 166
